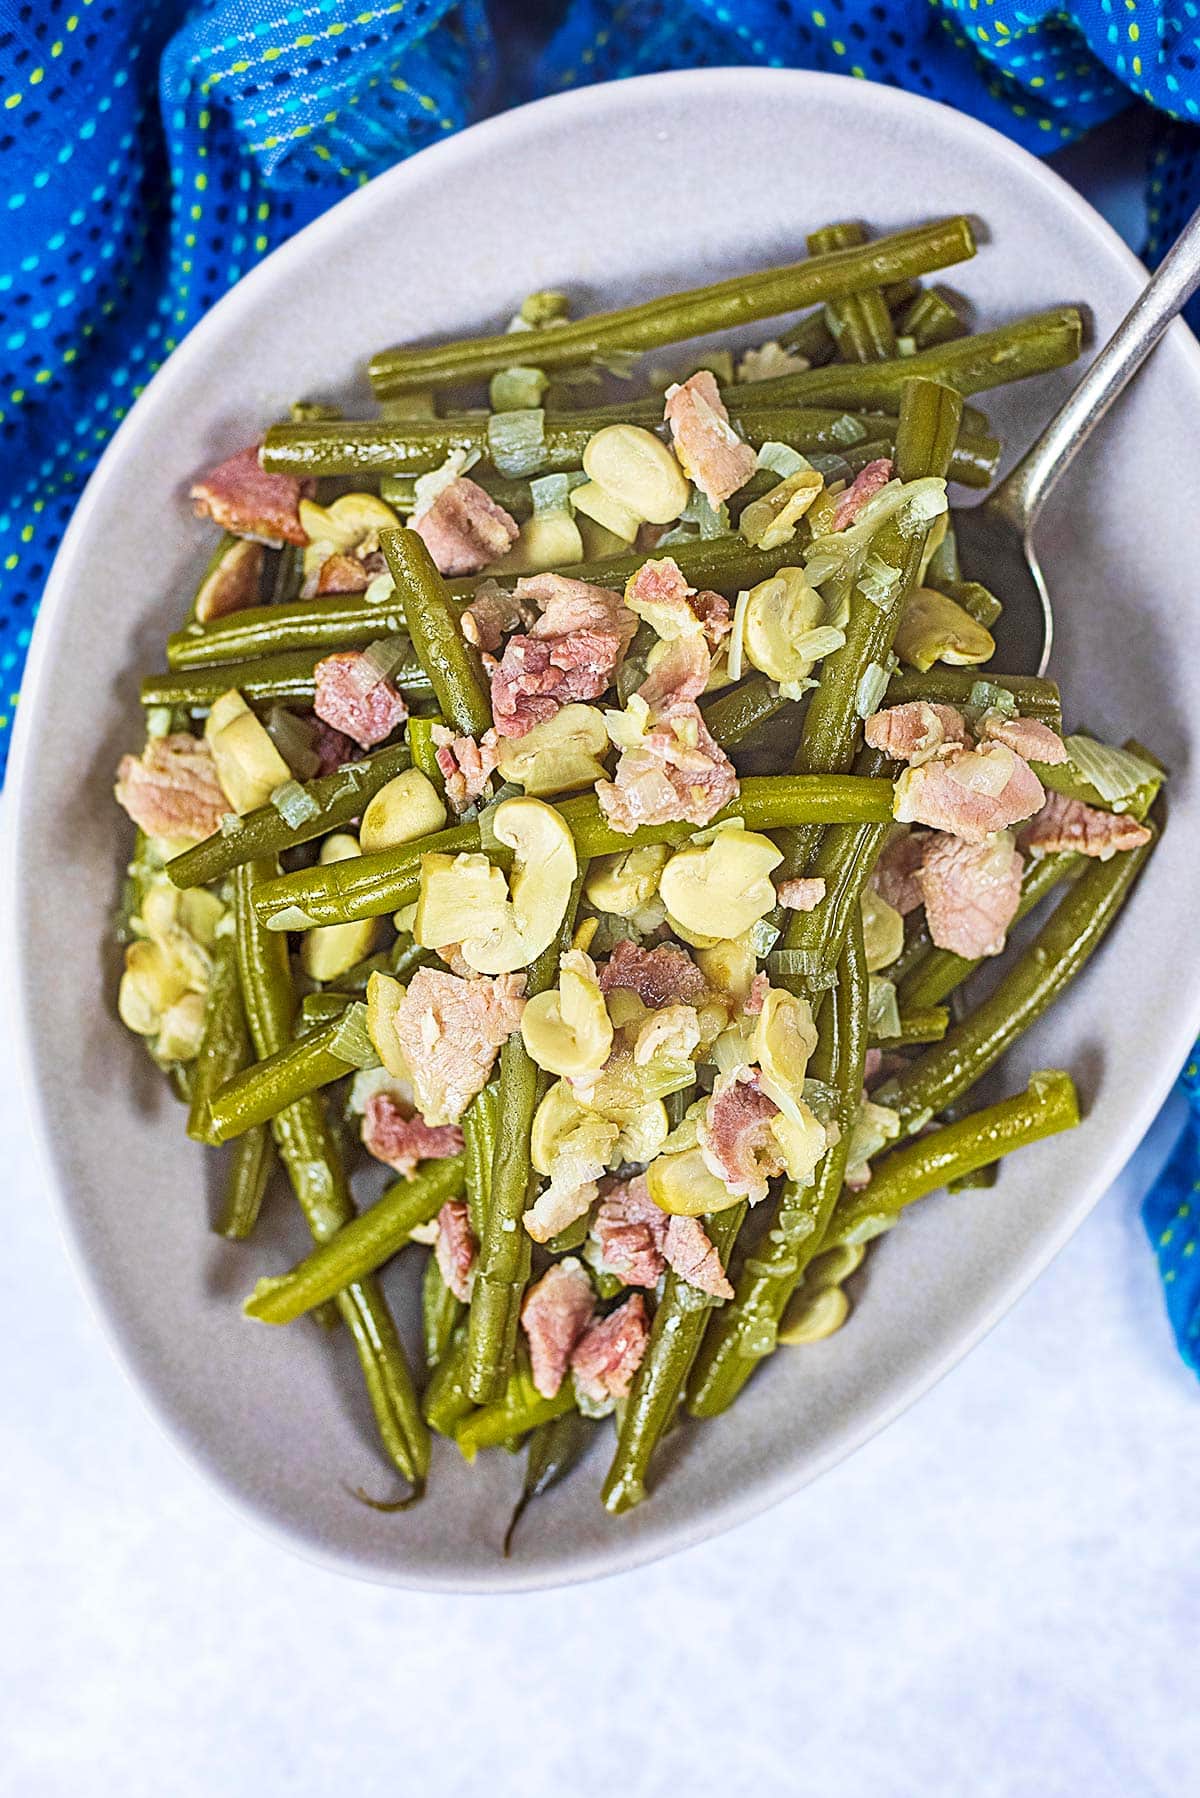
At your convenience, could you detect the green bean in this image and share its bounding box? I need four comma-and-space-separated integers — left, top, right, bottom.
897, 287, 967, 351
142, 649, 334, 710
299, 991, 354, 1027
716, 308, 1083, 415
601, 1202, 747, 1513
167, 743, 412, 890
687, 913, 869, 1418
794, 379, 961, 782
216, 1126, 275, 1240
242, 1151, 466, 1324
463, 1082, 500, 1241
269, 541, 305, 605
504, 1412, 598, 1554
826, 1070, 1080, 1244
206, 1010, 369, 1142
187, 933, 252, 1144
382, 471, 536, 519
422, 1253, 463, 1368
464, 1029, 539, 1406
700, 677, 792, 752
875, 830, 1157, 1138
895, 850, 1079, 1012
730, 409, 996, 489
885, 667, 1062, 731
934, 578, 1003, 628
234, 858, 428, 1483
366, 218, 977, 395
456, 1358, 576, 1461
407, 712, 448, 789
163, 535, 802, 673
870, 1006, 949, 1048
381, 528, 493, 738
250, 778, 897, 932
809, 222, 897, 364
778, 305, 838, 364
423, 1324, 476, 1435
773, 749, 890, 994
337, 933, 435, 993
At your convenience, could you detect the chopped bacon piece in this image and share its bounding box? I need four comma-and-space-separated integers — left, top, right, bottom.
394, 968, 525, 1126
625, 557, 731, 647
315, 550, 380, 595
362, 1091, 464, 1179
570, 1293, 650, 1406
777, 876, 826, 912
310, 719, 362, 776
664, 1214, 734, 1300
864, 701, 969, 764
413, 476, 519, 577
521, 1259, 596, 1398
893, 744, 1044, 845
433, 725, 499, 813
863, 1048, 884, 1087
596, 699, 737, 833
637, 632, 712, 709
831, 457, 894, 532
744, 970, 770, 1015
313, 650, 409, 750
190, 445, 311, 545
597, 939, 708, 1009
663, 371, 756, 506
699, 1072, 783, 1204
461, 581, 533, 653
871, 829, 929, 916
194, 538, 263, 622
917, 830, 1023, 959
114, 733, 228, 842
980, 714, 1069, 765
590, 1175, 733, 1298
1020, 790, 1152, 861
490, 575, 638, 739
434, 1198, 477, 1301
591, 1177, 668, 1290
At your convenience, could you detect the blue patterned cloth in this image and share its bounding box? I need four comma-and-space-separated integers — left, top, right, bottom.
1, 0, 1197, 1371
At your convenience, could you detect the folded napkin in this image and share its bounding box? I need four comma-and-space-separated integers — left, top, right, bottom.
1, 0, 1196, 1371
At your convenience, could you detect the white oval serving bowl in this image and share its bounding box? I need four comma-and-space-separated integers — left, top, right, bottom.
9, 69, 1199, 1591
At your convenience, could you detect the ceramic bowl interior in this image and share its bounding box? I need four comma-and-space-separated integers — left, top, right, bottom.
10, 69, 1199, 1590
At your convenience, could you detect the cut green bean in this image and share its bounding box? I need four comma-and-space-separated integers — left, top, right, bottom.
602, 1202, 747, 1512
463, 1082, 500, 1241
826, 1070, 1080, 1245
206, 1009, 370, 1142
366, 218, 977, 395
870, 1006, 949, 1048
167, 743, 412, 890
422, 1252, 463, 1368
465, 1034, 539, 1404
423, 1325, 476, 1436
187, 932, 253, 1145
700, 677, 792, 752
795, 378, 962, 783
875, 830, 1156, 1138
713, 308, 1082, 416
234, 858, 428, 1484
774, 749, 890, 994
456, 1358, 576, 1461
934, 577, 1003, 628
168, 588, 411, 671
898, 287, 967, 351
216, 1126, 275, 1241
381, 528, 493, 738
243, 1151, 466, 1324
809, 222, 897, 364
408, 712, 448, 790
886, 666, 1062, 731
250, 777, 897, 932
143, 648, 332, 710
687, 913, 868, 1418
504, 1411, 599, 1554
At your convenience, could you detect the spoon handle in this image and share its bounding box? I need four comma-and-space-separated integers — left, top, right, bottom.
992, 200, 1200, 530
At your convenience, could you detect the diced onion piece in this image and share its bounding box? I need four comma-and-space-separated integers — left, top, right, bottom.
487, 408, 548, 478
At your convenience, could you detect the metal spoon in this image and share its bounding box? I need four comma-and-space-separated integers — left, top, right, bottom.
954, 206, 1200, 676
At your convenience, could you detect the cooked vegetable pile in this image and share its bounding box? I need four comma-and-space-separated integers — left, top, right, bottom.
113, 216, 1163, 1538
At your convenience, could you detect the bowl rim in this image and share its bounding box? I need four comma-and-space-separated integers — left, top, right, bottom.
8, 64, 1199, 1594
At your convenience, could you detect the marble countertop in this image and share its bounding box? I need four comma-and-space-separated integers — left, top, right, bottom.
3, 115, 1197, 1798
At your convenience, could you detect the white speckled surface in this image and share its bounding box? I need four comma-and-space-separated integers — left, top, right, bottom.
2, 74, 1198, 1788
